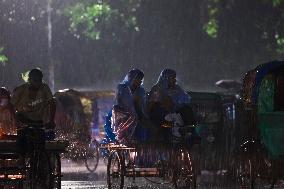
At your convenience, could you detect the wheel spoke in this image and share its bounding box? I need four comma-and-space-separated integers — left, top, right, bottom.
107, 151, 124, 189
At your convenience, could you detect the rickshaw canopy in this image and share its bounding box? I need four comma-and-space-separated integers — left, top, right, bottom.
243, 60, 284, 106
242, 60, 284, 158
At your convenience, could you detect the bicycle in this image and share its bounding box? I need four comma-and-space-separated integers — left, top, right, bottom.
17, 121, 59, 189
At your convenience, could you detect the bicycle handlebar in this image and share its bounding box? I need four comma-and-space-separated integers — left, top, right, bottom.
18, 122, 53, 131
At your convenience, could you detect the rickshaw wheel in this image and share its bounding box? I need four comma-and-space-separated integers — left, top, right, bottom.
236, 156, 253, 189
107, 151, 125, 189
252, 157, 275, 189
172, 149, 196, 189
84, 140, 100, 173
49, 153, 62, 189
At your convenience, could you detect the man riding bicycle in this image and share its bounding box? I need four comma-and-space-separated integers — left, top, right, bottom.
11, 68, 57, 188
11, 68, 56, 153
11, 68, 56, 131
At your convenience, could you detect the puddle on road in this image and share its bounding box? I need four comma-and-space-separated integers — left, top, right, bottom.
62, 181, 106, 189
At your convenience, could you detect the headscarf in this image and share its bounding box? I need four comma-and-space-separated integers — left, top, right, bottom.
114, 69, 146, 142
149, 69, 191, 111
116, 69, 145, 113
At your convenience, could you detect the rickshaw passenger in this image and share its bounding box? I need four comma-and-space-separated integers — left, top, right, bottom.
148, 69, 198, 142
148, 69, 191, 113
0, 87, 17, 136
112, 69, 149, 143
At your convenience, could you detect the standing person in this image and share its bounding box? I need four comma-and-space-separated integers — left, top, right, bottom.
0, 87, 17, 136
112, 68, 148, 143
11, 68, 56, 137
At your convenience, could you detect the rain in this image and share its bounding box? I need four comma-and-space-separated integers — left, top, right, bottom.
0, 0, 284, 188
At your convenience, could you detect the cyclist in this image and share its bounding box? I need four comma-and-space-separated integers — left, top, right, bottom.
11, 69, 56, 188
11, 68, 56, 154
11, 68, 56, 131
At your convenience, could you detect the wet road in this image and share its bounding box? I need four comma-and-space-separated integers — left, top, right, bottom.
61, 159, 284, 189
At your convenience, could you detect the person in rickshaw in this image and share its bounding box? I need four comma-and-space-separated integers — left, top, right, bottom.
0, 87, 17, 137
106, 68, 149, 143
11, 68, 56, 141
148, 69, 199, 144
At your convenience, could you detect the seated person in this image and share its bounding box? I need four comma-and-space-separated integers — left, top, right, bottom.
111, 69, 148, 143
11, 68, 56, 141
148, 69, 191, 112
0, 87, 17, 137
148, 69, 199, 142
148, 96, 174, 141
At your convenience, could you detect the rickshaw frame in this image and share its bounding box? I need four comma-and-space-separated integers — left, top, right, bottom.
234, 60, 284, 189
101, 129, 199, 189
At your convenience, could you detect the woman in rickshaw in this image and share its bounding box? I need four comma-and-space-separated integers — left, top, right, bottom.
109, 68, 149, 143
148, 69, 199, 144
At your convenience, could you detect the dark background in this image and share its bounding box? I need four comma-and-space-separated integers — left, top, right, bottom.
1, 0, 284, 92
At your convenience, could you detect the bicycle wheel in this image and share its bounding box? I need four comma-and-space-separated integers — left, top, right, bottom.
172, 149, 196, 189
84, 140, 100, 173
107, 151, 125, 189
235, 155, 253, 189
29, 151, 52, 189
49, 153, 62, 189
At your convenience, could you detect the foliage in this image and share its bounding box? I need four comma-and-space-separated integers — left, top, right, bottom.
21, 70, 30, 83
204, 0, 219, 38
204, 0, 284, 55
0, 47, 8, 66
203, 18, 218, 38
272, 0, 284, 6
65, 0, 141, 40
275, 34, 284, 54
21, 67, 42, 82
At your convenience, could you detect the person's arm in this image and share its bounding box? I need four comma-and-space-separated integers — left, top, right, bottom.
116, 84, 135, 112
48, 97, 56, 124
10, 87, 22, 111
44, 84, 56, 127
176, 85, 191, 106
147, 86, 161, 114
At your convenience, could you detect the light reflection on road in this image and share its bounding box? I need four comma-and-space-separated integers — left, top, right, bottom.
61, 158, 284, 189
62, 181, 106, 189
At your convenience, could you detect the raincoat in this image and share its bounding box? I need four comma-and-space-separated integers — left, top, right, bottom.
149, 69, 191, 112
112, 69, 147, 142
148, 69, 192, 141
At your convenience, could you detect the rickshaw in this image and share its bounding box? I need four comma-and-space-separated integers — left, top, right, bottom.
234, 60, 284, 188
102, 105, 199, 189
189, 92, 225, 171
0, 130, 68, 188
54, 89, 100, 173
